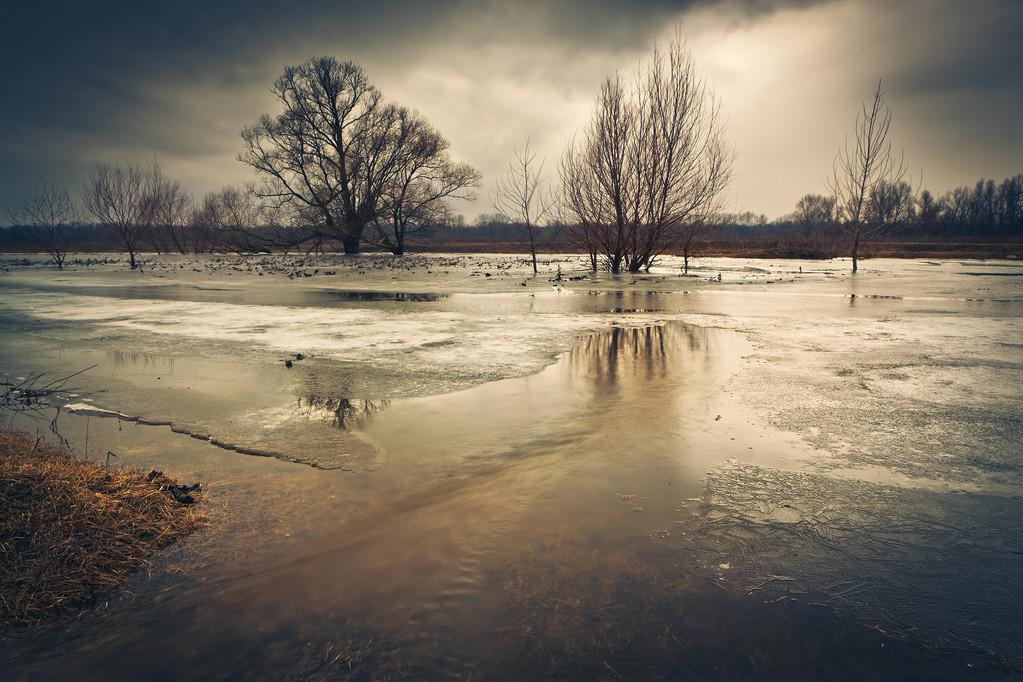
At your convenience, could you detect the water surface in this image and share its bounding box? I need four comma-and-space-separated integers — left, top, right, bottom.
1, 254, 1020, 679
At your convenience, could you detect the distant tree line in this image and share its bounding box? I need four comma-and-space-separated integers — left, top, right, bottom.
4, 169, 1020, 267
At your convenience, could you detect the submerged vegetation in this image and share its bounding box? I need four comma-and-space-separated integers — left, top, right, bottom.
0, 429, 205, 629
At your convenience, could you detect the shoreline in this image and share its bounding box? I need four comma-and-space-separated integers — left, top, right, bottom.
0, 428, 205, 632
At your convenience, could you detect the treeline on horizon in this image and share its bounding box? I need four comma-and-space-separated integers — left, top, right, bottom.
4, 44, 1022, 271
3, 172, 1020, 257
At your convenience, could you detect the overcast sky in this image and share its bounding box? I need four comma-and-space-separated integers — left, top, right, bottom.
1, 0, 1021, 223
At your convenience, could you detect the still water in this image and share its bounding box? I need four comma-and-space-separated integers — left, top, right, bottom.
1, 254, 1020, 679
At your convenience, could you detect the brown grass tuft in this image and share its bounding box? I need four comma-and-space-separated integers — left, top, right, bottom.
0, 429, 206, 629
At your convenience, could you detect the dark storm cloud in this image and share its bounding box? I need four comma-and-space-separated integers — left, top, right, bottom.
1, 0, 1020, 221
0, 0, 819, 217
884, 1, 1023, 96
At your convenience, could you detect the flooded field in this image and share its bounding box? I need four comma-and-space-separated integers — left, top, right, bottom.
1, 253, 1021, 679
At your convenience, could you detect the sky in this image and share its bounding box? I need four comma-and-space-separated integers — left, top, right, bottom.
1, 0, 1021, 224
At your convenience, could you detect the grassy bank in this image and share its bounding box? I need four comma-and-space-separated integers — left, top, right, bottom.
0, 429, 205, 630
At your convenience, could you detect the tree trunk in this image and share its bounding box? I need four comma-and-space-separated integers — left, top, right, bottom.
683, 250, 689, 275
342, 234, 361, 255
128, 249, 137, 270
851, 229, 860, 273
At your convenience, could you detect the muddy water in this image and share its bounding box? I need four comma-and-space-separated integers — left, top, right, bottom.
1, 255, 1021, 679
1, 323, 928, 680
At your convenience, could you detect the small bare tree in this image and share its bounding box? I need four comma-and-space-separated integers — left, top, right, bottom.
793, 193, 837, 252
678, 219, 705, 275
373, 115, 480, 255
149, 168, 194, 255
866, 179, 915, 227
84, 161, 160, 269
190, 185, 269, 252
559, 137, 602, 272
560, 35, 732, 273
10, 179, 76, 269
493, 139, 553, 274
828, 80, 908, 272
795, 194, 836, 231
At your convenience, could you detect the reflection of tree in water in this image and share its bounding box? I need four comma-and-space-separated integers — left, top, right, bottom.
106, 350, 175, 371
570, 323, 708, 385
297, 395, 390, 430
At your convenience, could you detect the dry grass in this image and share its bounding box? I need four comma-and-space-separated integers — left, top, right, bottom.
0, 429, 206, 629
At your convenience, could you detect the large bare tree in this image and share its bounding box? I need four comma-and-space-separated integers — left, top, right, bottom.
560, 36, 732, 273
493, 139, 553, 274
828, 80, 908, 272
11, 179, 76, 269
83, 161, 159, 269
240, 57, 433, 255
372, 114, 480, 255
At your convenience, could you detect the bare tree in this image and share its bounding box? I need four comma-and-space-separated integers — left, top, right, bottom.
866, 179, 915, 228
189, 185, 277, 253
560, 35, 733, 273
559, 136, 602, 271
241, 57, 434, 255
493, 139, 553, 274
678, 219, 705, 275
795, 194, 836, 231
792, 193, 837, 252
914, 188, 941, 231
10, 179, 76, 269
149, 167, 194, 254
828, 80, 908, 272
372, 114, 480, 255
83, 161, 159, 269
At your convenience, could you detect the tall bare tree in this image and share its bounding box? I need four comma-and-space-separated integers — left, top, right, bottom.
240, 57, 432, 255
10, 179, 76, 269
493, 139, 552, 274
83, 161, 159, 269
560, 36, 732, 273
828, 80, 908, 272
372, 115, 480, 255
